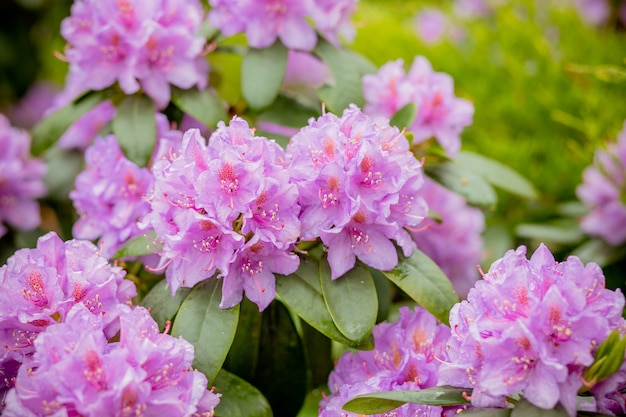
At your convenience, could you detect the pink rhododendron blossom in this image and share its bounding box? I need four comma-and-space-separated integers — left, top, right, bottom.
3, 304, 220, 416
4, 82, 59, 129
0, 115, 46, 238
207, 0, 357, 50
363, 56, 474, 157
60, 0, 208, 109
143, 118, 301, 311
0, 232, 136, 399
439, 244, 626, 416
575, 0, 611, 25
57, 99, 116, 150
415, 8, 449, 45
320, 306, 460, 416
411, 178, 484, 298
70, 135, 154, 258
577, 121, 626, 246
286, 105, 427, 279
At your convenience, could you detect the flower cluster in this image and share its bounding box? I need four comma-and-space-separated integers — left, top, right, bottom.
3, 303, 220, 416
60, 0, 208, 109
320, 306, 454, 416
207, 0, 357, 51
0, 115, 46, 239
411, 177, 484, 298
143, 118, 301, 311
70, 134, 154, 259
577, 121, 626, 246
363, 56, 474, 158
439, 244, 626, 416
286, 105, 427, 279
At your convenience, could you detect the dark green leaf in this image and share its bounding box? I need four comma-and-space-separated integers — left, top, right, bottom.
112, 94, 156, 167
314, 40, 376, 113
509, 399, 569, 417
296, 388, 325, 417
251, 301, 307, 417
43, 147, 85, 198
426, 162, 497, 208
320, 260, 377, 342
276, 258, 374, 349
456, 151, 538, 200
113, 231, 159, 259
382, 249, 459, 326
171, 87, 228, 128
140, 278, 191, 332
31, 90, 109, 156
213, 369, 273, 417
301, 321, 333, 388
572, 239, 626, 267
223, 298, 262, 381
171, 279, 239, 384
342, 386, 471, 414
241, 42, 288, 109
389, 102, 417, 130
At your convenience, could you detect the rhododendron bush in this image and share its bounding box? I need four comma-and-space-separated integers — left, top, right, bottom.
1, 0, 626, 416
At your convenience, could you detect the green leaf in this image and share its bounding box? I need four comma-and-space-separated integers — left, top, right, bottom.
296, 388, 325, 417
515, 219, 584, 245
42, 147, 85, 198
223, 298, 262, 382
314, 40, 376, 113
583, 330, 626, 388
171, 279, 239, 384
112, 94, 156, 167
456, 151, 538, 200
113, 231, 159, 259
301, 322, 333, 388
31, 90, 109, 156
382, 249, 459, 326
213, 369, 273, 417
276, 258, 373, 349
320, 260, 377, 342
251, 301, 307, 417
140, 278, 191, 332
509, 399, 569, 417
342, 386, 471, 414
241, 42, 289, 109
171, 87, 228, 128
426, 162, 498, 208
572, 239, 626, 267
389, 102, 417, 130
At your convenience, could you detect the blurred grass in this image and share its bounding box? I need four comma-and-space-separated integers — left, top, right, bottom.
353, 0, 626, 249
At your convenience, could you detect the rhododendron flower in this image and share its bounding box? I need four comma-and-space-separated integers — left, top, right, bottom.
286, 105, 427, 279
3, 303, 220, 417
577, 121, 626, 246
439, 244, 626, 416
0, 115, 46, 238
411, 178, 484, 298
70, 135, 154, 258
4, 82, 59, 129
0, 232, 136, 398
415, 8, 449, 45
320, 306, 456, 416
58, 99, 116, 150
60, 0, 208, 109
207, 0, 357, 50
363, 56, 474, 157
143, 118, 301, 311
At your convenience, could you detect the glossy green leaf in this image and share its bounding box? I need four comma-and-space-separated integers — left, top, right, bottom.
509, 399, 568, 417
223, 298, 262, 382
140, 278, 191, 332
213, 369, 273, 417
31, 90, 109, 156
301, 321, 333, 388
342, 386, 470, 414
113, 231, 159, 259
426, 162, 497, 208
112, 94, 156, 167
276, 258, 373, 349
251, 301, 307, 417
171, 87, 228, 128
456, 151, 538, 200
314, 40, 376, 113
320, 260, 377, 342
389, 102, 417, 130
382, 249, 459, 326
171, 279, 239, 384
241, 42, 288, 109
